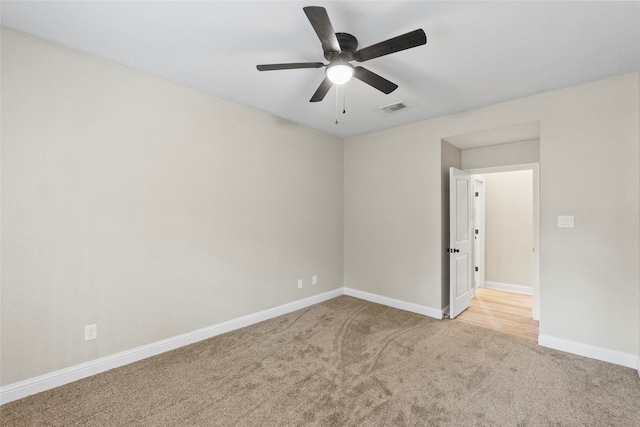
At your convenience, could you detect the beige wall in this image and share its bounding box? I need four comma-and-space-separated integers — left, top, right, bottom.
343, 126, 442, 306
480, 171, 533, 288
345, 72, 639, 356
2, 27, 639, 386
1, 29, 344, 385
461, 139, 540, 170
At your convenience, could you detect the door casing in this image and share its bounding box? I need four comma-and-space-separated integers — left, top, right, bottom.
465, 163, 540, 321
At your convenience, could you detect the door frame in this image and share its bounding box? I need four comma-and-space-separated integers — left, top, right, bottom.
465, 163, 540, 321
473, 176, 486, 289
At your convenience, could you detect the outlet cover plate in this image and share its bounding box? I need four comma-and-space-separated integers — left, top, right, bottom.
85, 324, 97, 341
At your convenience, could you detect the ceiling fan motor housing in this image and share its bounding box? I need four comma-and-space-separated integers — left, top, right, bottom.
324, 32, 358, 61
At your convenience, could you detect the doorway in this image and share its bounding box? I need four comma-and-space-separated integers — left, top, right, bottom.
466, 164, 540, 322
441, 120, 541, 326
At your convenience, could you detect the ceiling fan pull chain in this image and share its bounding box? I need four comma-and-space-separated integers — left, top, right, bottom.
343, 85, 347, 115
335, 85, 339, 124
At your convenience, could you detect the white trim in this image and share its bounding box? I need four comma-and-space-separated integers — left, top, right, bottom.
465, 162, 540, 175
538, 334, 639, 369
343, 287, 444, 319
485, 281, 533, 295
7, 288, 636, 404
473, 176, 486, 290
0, 289, 343, 405
466, 163, 540, 321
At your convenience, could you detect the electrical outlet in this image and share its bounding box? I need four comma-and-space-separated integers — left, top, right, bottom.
298, 279, 303, 289
312, 275, 317, 285
85, 324, 97, 341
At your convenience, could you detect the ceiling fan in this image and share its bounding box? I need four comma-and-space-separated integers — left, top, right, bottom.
256, 6, 427, 102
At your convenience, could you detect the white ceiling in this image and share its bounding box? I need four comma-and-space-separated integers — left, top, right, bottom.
2, 1, 639, 142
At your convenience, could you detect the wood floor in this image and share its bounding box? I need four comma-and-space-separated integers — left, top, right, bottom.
454, 287, 539, 341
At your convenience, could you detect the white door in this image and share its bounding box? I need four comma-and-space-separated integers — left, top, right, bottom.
473, 177, 486, 289
449, 167, 474, 319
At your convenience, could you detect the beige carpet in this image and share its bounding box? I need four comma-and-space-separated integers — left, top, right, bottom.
3, 296, 640, 426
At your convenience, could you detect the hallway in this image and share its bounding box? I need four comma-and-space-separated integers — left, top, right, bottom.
455, 288, 539, 341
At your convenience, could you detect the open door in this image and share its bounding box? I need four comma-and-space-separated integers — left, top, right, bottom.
449, 167, 474, 318
473, 176, 486, 289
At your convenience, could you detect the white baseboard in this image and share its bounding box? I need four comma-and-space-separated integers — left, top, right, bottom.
0, 288, 343, 405
485, 281, 532, 295
538, 334, 639, 370
343, 287, 444, 320
6, 289, 635, 404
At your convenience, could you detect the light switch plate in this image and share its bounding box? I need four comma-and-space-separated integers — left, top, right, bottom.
558, 215, 574, 228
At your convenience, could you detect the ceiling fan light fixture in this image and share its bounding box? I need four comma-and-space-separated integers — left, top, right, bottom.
326, 63, 354, 84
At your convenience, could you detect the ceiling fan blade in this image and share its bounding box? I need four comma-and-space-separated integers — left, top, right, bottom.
354, 29, 426, 62
353, 66, 398, 94
257, 62, 324, 71
303, 6, 341, 53
310, 77, 333, 102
